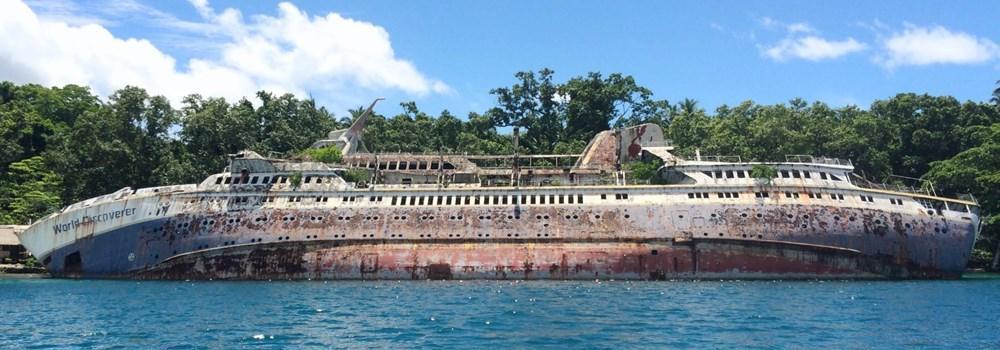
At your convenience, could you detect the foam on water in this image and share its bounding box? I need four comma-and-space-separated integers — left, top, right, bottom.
1, 276, 999, 348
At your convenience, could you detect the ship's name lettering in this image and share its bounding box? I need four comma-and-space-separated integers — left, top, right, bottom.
52, 208, 137, 234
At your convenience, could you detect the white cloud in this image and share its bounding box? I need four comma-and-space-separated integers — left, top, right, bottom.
786, 22, 815, 34
877, 24, 1000, 68
764, 36, 867, 61
756, 18, 865, 62
0, 0, 449, 107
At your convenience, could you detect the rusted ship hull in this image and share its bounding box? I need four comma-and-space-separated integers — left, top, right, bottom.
44, 236, 957, 280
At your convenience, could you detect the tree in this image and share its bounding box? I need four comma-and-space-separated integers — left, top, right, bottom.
992, 80, 1000, 105
301, 145, 343, 163
0, 156, 62, 224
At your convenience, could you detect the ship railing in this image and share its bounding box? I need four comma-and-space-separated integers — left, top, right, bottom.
785, 155, 853, 167
850, 178, 934, 197
696, 155, 743, 163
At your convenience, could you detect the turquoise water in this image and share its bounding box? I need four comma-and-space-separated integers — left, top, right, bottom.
2, 276, 999, 349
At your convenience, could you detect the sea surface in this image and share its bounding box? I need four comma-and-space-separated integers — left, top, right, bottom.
1, 275, 999, 349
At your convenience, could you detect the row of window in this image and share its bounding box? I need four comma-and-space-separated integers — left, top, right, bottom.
214, 174, 338, 186
391, 193, 587, 206
703, 169, 845, 181
216, 191, 909, 207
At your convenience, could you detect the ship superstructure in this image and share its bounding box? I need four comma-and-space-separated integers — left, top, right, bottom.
17, 105, 981, 280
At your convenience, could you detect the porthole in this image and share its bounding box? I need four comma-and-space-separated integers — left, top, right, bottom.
803, 215, 810, 219
678, 215, 685, 219
833, 216, 840, 221
703, 233, 708, 236
741, 213, 748, 218
595, 215, 601, 219
787, 214, 794, 219
801, 224, 807, 228
874, 219, 882, 225
624, 214, 631, 219
718, 233, 723, 237
711, 214, 717, 218
849, 216, 856, 221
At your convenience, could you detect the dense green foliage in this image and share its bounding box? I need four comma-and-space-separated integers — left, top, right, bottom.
751, 164, 779, 185
0, 72, 997, 268
301, 145, 343, 164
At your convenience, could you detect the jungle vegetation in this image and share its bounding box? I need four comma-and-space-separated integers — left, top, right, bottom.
0, 70, 997, 269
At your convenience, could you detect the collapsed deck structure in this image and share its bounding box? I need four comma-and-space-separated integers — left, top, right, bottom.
18, 102, 981, 279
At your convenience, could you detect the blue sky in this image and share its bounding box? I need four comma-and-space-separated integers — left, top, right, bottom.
5, 0, 1000, 118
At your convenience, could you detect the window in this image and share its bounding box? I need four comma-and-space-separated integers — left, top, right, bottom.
578, 194, 584, 203
521, 195, 527, 204
754, 192, 770, 198
714, 170, 723, 178
780, 170, 790, 178
464, 196, 471, 205
391, 197, 398, 205
540, 195, 546, 205
438, 196, 444, 205
718, 193, 725, 199
725, 170, 734, 178
819, 172, 828, 180
223, 177, 232, 184
567, 195, 574, 204
616, 193, 623, 200
304, 176, 312, 184
496, 195, 503, 205
502, 196, 509, 205
703, 171, 714, 178
803, 171, 811, 179
475, 195, 481, 205
737, 171, 746, 178
688, 193, 695, 199
446, 196, 453, 205
601, 194, 607, 200
791, 170, 801, 178
279, 177, 287, 184
784, 192, 800, 199
409, 196, 417, 206
531, 196, 537, 204
513, 195, 519, 205
262, 176, 270, 184
418, 197, 425, 206
215, 176, 223, 185
829, 173, 842, 181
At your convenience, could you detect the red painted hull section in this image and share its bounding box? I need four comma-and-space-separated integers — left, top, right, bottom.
125, 238, 952, 280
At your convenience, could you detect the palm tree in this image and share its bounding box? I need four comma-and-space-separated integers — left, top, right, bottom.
679, 98, 700, 116
992, 80, 1000, 105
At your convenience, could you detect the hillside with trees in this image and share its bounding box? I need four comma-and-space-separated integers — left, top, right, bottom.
0, 71, 997, 269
